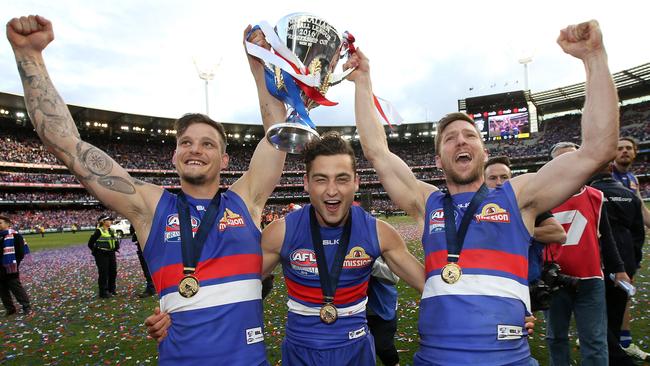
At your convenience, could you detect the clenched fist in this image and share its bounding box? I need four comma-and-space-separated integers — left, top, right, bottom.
7, 15, 54, 54
557, 20, 605, 61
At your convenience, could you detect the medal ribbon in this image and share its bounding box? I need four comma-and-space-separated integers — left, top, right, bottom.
309, 206, 353, 304
442, 184, 488, 263
177, 191, 221, 276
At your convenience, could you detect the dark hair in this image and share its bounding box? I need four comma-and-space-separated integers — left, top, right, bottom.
619, 136, 638, 151
303, 131, 356, 175
0, 215, 11, 224
434, 112, 480, 154
485, 155, 511, 170
174, 113, 228, 152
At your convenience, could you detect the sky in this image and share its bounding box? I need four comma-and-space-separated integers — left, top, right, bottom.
1, 0, 649, 126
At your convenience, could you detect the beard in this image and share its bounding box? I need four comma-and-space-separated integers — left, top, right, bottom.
444, 159, 485, 186
181, 173, 208, 185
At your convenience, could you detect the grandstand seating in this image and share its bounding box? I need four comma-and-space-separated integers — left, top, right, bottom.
0, 96, 648, 232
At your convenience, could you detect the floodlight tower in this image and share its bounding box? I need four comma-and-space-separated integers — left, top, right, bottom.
193, 58, 221, 116
518, 56, 533, 91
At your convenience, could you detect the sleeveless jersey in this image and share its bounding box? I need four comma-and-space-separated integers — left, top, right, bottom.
416, 181, 531, 365
143, 190, 267, 366
281, 204, 380, 349
612, 167, 640, 194
548, 186, 604, 279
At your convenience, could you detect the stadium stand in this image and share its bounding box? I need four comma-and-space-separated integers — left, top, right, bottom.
0, 63, 648, 231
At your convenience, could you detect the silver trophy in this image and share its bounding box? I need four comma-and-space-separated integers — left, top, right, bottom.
265, 13, 353, 154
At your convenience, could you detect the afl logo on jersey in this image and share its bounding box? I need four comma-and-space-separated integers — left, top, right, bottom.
164, 214, 200, 242
289, 249, 319, 277
429, 209, 456, 234
475, 203, 510, 223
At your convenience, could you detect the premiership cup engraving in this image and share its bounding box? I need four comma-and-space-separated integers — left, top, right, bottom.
265, 13, 347, 154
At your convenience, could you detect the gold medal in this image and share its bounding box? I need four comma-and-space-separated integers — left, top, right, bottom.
178, 275, 200, 298
319, 303, 338, 324
441, 263, 462, 284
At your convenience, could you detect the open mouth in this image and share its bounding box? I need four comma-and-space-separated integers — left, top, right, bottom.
324, 200, 341, 212
455, 152, 472, 163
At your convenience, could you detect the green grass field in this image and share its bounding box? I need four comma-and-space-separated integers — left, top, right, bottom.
21, 231, 93, 252
1, 213, 649, 365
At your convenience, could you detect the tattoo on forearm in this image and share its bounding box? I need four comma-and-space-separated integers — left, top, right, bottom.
17, 56, 137, 196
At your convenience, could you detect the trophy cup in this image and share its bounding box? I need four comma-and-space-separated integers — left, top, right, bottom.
252, 13, 354, 154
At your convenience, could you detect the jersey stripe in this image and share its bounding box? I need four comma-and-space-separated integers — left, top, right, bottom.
152, 253, 261, 293
160, 278, 262, 313
285, 276, 368, 305
422, 274, 531, 312
425, 248, 528, 280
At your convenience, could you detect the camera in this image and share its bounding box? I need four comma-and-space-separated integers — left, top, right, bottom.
529, 262, 580, 311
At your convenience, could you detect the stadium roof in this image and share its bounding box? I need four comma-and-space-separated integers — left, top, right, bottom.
457, 62, 650, 116
529, 62, 650, 115
2, 61, 649, 136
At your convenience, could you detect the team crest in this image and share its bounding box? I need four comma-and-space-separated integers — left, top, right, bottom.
164, 214, 200, 242
475, 203, 510, 223
343, 246, 373, 269
289, 249, 318, 277
218, 208, 246, 231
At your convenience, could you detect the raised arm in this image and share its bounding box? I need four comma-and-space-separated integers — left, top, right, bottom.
345, 50, 436, 222
513, 20, 619, 219
230, 25, 287, 224
376, 220, 425, 293
260, 218, 284, 277
7, 15, 161, 243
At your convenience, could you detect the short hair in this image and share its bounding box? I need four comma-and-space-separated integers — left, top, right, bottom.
0, 215, 11, 224
434, 112, 480, 154
485, 156, 511, 170
619, 136, 638, 151
549, 141, 579, 158
174, 113, 228, 152
303, 131, 356, 175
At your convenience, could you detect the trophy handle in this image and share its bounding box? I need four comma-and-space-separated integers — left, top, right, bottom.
328, 67, 356, 86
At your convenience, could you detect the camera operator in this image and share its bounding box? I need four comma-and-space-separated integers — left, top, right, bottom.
484, 156, 567, 311
545, 142, 629, 365
590, 163, 646, 364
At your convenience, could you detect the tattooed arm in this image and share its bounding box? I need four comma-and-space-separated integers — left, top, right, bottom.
7, 15, 162, 246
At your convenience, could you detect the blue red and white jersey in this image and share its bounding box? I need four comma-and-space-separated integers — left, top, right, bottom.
547, 186, 604, 279
612, 167, 640, 194
143, 190, 267, 366
281, 204, 380, 349
416, 181, 531, 365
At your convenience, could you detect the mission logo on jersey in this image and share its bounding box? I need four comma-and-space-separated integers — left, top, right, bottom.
475, 203, 510, 223
343, 246, 373, 269
218, 208, 246, 231
164, 214, 200, 242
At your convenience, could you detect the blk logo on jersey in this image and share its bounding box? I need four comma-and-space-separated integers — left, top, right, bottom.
218, 208, 246, 232
343, 246, 373, 268
290, 249, 319, 277
164, 214, 200, 242
475, 203, 510, 223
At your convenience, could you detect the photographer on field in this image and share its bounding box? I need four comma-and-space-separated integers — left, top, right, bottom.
544, 142, 629, 365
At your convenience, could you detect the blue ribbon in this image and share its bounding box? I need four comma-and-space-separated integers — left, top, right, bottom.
263, 67, 316, 129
